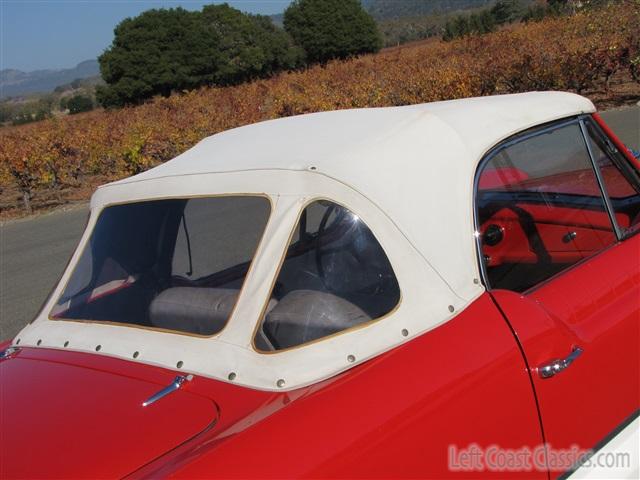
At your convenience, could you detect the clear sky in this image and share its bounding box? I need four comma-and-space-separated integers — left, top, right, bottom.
1, 0, 293, 71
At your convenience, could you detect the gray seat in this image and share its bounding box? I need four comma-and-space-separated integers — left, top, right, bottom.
149, 287, 239, 335
262, 289, 371, 350
150, 287, 279, 336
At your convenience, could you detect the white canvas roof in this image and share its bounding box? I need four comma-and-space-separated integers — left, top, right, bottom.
109, 91, 595, 298
16, 92, 595, 390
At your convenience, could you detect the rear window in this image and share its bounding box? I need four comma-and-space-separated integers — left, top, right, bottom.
51, 196, 270, 336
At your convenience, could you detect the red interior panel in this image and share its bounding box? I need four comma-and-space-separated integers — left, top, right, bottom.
481, 204, 622, 266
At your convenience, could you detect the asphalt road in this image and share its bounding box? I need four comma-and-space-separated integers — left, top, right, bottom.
1, 105, 638, 340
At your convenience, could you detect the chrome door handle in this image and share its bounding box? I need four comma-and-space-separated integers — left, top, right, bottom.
538, 347, 583, 379
142, 374, 193, 407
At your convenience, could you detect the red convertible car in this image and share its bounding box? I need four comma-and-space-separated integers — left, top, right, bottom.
1, 92, 638, 479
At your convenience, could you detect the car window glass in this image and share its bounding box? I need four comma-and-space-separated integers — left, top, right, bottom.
584, 120, 640, 233
172, 198, 267, 278
254, 201, 400, 351
477, 122, 616, 293
52, 196, 270, 336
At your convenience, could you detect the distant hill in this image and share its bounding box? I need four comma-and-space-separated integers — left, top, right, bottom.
362, 0, 494, 20
0, 60, 100, 99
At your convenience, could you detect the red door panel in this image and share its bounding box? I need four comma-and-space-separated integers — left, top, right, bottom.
491, 234, 640, 476
481, 205, 620, 267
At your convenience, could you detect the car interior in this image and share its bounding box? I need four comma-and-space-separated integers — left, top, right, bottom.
477, 119, 640, 293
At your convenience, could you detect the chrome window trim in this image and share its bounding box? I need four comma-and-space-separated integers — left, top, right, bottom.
579, 118, 624, 241
581, 116, 640, 241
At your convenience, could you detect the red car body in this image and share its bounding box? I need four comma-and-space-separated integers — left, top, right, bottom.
1, 97, 638, 479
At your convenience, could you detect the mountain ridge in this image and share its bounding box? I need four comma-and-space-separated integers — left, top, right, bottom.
0, 60, 100, 98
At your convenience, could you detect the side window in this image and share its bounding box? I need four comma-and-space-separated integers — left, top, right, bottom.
477, 122, 616, 293
584, 119, 640, 234
254, 201, 400, 351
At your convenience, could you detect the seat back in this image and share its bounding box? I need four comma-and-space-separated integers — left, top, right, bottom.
149, 287, 239, 335
262, 290, 371, 349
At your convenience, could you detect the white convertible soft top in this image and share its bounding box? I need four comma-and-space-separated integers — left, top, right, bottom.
16, 92, 595, 390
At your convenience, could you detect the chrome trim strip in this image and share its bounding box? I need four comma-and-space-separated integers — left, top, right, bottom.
582, 116, 640, 241
579, 118, 624, 240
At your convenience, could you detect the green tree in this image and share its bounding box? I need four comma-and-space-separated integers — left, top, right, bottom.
469, 13, 483, 33
479, 10, 496, 33
453, 15, 471, 37
11, 100, 47, 125
0, 103, 15, 124
443, 7, 496, 41
443, 19, 454, 41
490, 0, 522, 25
97, 7, 201, 106
198, 5, 304, 86
97, 4, 303, 107
284, 0, 383, 64
522, 3, 548, 22
66, 95, 94, 114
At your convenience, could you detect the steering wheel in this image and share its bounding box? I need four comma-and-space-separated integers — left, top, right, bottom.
314, 206, 391, 295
